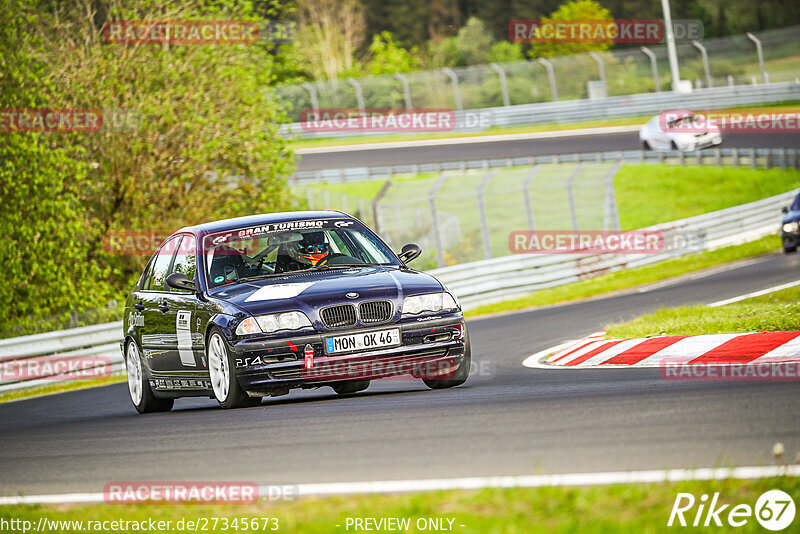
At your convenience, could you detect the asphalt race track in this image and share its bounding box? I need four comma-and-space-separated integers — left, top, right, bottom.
296, 131, 800, 171
2, 252, 800, 497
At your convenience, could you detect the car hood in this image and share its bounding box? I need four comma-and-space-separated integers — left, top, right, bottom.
209, 266, 444, 316
782, 209, 800, 225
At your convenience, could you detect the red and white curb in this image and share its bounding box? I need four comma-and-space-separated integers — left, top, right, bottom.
524, 330, 800, 369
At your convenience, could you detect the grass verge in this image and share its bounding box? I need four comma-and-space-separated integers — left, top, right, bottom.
0, 374, 126, 404
1, 477, 796, 533
615, 166, 800, 230
466, 235, 779, 318
606, 284, 800, 338
289, 101, 800, 149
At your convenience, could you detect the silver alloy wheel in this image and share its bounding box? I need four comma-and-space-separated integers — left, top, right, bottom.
126, 342, 143, 406
208, 333, 230, 402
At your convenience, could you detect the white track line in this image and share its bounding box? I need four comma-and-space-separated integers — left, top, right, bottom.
294, 125, 642, 154
709, 279, 800, 307
2, 466, 798, 505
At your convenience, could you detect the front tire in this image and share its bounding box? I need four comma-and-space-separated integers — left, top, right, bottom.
207, 329, 261, 409
126, 340, 173, 414
641, 140, 651, 150
784, 245, 797, 254
423, 333, 471, 389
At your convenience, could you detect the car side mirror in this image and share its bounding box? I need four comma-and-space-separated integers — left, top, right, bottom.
398, 243, 422, 264
166, 272, 195, 291
783, 206, 789, 214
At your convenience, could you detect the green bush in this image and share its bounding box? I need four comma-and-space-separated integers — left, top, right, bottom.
0, 0, 297, 337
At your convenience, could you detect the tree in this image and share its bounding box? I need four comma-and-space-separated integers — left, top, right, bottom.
295, 0, 366, 80
528, 0, 614, 58
1, 0, 296, 334
365, 32, 422, 75
425, 17, 497, 67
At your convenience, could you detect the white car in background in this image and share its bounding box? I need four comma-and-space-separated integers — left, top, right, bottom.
639, 111, 722, 151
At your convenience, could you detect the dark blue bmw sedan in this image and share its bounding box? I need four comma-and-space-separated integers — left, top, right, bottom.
122, 211, 469, 413
781, 192, 800, 253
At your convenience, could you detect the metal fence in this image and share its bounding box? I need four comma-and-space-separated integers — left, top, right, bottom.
283, 80, 800, 139
298, 162, 621, 269
293, 147, 800, 268
431, 190, 795, 309
0, 322, 124, 393
276, 25, 800, 124
292, 147, 800, 185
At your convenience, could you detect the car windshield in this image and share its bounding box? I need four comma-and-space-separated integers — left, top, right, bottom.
792, 193, 800, 211
202, 219, 399, 288
667, 115, 696, 128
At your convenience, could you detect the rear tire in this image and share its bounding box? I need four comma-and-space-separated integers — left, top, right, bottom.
423, 332, 471, 389
126, 340, 173, 414
207, 328, 261, 409
332, 380, 370, 395
670, 140, 679, 150
641, 140, 651, 150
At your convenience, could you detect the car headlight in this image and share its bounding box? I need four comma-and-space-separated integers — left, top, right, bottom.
403, 292, 460, 315
783, 222, 799, 233
235, 311, 312, 335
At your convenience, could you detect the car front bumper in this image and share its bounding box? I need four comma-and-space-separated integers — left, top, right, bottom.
781, 230, 800, 248
232, 315, 467, 394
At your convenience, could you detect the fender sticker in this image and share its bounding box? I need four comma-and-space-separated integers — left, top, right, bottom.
244, 282, 314, 302
176, 310, 196, 367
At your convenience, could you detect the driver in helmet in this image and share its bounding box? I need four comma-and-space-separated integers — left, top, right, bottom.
281, 231, 330, 270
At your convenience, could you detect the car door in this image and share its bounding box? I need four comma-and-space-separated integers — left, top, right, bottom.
166, 234, 205, 371
138, 235, 181, 374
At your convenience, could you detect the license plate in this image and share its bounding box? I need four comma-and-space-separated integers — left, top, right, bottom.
325, 328, 400, 354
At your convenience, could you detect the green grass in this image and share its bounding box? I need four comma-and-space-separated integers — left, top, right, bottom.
0, 374, 126, 404
616, 166, 800, 231
289, 102, 800, 149
301, 172, 438, 199
2, 476, 797, 533
466, 235, 779, 317
606, 284, 800, 338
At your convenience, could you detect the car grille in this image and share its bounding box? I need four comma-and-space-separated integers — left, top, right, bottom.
359, 300, 393, 324
320, 304, 357, 328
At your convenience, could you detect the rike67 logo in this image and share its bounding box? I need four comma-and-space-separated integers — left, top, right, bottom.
669, 489, 795, 530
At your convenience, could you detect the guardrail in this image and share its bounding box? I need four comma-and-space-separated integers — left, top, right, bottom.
430, 191, 796, 309
292, 147, 800, 185
1, 189, 796, 393
0, 322, 123, 393
282, 81, 800, 141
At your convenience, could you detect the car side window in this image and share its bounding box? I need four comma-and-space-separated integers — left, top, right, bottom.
169, 235, 197, 293
139, 257, 155, 290
145, 236, 180, 291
